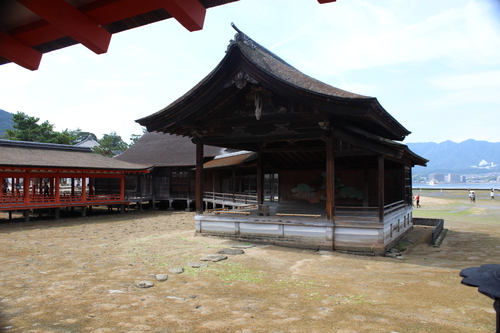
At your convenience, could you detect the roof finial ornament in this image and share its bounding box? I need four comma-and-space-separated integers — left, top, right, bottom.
227, 23, 257, 52
231, 22, 242, 34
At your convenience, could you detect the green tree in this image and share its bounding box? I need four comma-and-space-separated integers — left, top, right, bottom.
129, 127, 146, 145
4, 112, 76, 144
93, 131, 129, 157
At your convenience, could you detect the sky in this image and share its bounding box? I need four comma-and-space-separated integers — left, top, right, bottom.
1, 0, 500, 145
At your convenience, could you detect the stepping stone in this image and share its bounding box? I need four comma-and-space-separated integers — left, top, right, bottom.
218, 248, 245, 255
136, 281, 154, 288
169, 267, 184, 274
188, 262, 208, 268
200, 254, 228, 262
155, 274, 168, 281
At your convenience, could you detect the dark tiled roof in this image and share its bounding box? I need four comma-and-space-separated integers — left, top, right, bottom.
0, 139, 151, 171
115, 132, 224, 167
233, 30, 369, 100
137, 26, 411, 141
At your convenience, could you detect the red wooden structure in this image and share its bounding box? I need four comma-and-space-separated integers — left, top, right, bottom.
0, 0, 335, 71
0, 139, 151, 220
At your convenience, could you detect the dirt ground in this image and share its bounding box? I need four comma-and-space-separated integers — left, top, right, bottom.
1, 191, 499, 333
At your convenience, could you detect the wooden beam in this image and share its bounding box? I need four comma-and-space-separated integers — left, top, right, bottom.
378, 155, 384, 222
81, 0, 161, 26
0, 31, 42, 70
326, 135, 335, 222
257, 152, 263, 205
195, 141, 204, 214
261, 146, 326, 153
154, 0, 206, 31
318, 0, 336, 3
17, 0, 112, 54
201, 130, 326, 145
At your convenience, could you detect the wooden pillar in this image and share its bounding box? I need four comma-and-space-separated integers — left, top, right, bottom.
50, 177, 55, 196
195, 140, 204, 215
55, 175, 60, 204
23, 175, 29, 206
378, 155, 385, 222
363, 157, 369, 207
120, 175, 125, 201
401, 164, 406, 204
257, 152, 264, 205
81, 177, 87, 202
326, 136, 335, 221
89, 178, 94, 195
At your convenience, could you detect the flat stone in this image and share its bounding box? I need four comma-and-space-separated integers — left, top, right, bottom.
200, 254, 228, 262
136, 281, 154, 288
156, 274, 168, 281
169, 267, 184, 274
166, 296, 185, 300
188, 262, 208, 268
218, 248, 245, 255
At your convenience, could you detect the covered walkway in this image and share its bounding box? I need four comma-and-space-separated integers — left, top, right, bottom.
0, 139, 151, 220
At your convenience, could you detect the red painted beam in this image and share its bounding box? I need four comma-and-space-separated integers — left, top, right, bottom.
318, 0, 336, 3
8, 19, 66, 47
0, 31, 42, 70
155, 0, 206, 31
81, 0, 161, 26
17, 0, 112, 54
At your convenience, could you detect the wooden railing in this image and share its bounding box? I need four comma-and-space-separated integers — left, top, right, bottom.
383, 200, 405, 216
203, 191, 258, 206
335, 200, 407, 222
0, 193, 124, 209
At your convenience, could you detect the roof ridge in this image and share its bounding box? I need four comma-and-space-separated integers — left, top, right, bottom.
0, 139, 91, 152
228, 23, 295, 69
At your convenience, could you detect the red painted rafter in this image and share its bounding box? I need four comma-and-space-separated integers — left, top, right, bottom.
155, 0, 206, 31
17, 0, 112, 54
0, 31, 42, 70
80, 0, 161, 26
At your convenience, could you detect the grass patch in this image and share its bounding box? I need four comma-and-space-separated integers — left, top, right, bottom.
394, 240, 410, 252
177, 236, 219, 248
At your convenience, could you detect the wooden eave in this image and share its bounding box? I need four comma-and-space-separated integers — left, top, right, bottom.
0, 166, 150, 175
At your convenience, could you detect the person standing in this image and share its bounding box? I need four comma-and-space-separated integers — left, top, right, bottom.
42, 182, 50, 197
491, 189, 495, 200
415, 194, 421, 208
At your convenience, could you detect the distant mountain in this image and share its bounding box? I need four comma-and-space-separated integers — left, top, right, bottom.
0, 109, 14, 137
407, 139, 500, 175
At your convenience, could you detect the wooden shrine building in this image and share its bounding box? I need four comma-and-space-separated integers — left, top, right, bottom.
0, 139, 151, 220
115, 131, 221, 210
136, 25, 428, 254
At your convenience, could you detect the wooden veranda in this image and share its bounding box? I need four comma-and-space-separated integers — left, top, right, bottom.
0, 140, 151, 220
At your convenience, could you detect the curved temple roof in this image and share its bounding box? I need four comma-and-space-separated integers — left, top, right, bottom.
137, 25, 411, 142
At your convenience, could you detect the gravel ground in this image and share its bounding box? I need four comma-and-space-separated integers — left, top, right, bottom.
0, 193, 498, 333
